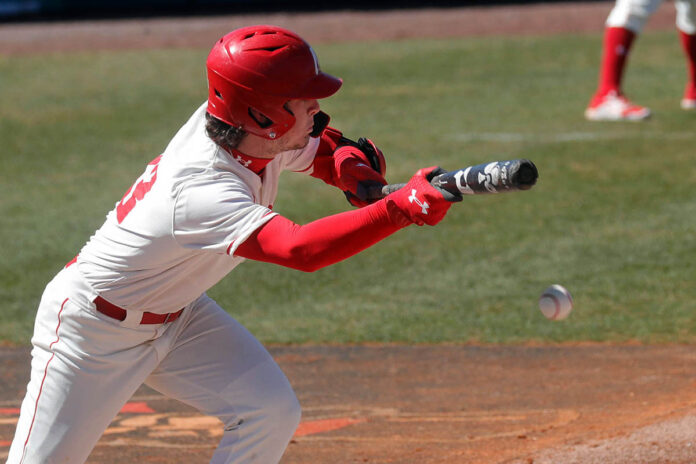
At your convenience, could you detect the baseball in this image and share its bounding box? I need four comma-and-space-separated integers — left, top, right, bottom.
538, 284, 573, 321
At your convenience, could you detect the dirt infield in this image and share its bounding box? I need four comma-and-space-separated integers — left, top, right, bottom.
2, 2, 695, 463
2, 345, 696, 463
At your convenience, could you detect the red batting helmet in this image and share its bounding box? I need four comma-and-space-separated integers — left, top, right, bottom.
206, 25, 342, 140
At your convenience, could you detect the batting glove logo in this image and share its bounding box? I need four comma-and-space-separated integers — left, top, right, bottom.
408, 189, 429, 215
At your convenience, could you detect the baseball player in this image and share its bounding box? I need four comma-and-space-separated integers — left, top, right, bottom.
585, 0, 696, 121
7, 25, 458, 463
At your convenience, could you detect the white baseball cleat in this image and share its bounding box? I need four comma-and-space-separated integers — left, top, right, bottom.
682, 98, 696, 110
584, 91, 651, 121
681, 85, 696, 110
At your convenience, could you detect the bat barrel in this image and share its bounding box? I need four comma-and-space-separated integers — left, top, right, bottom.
436, 159, 538, 195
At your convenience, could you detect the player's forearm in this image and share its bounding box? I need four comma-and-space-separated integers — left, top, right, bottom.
234, 200, 403, 272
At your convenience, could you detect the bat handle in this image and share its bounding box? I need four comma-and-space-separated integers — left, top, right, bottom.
359, 176, 448, 202
379, 182, 406, 197
359, 182, 406, 202
359, 173, 451, 201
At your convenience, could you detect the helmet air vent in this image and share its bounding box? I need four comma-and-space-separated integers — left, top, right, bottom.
248, 46, 284, 53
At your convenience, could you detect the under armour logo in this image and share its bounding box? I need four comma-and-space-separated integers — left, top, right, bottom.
408, 189, 429, 215
234, 155, 252, 167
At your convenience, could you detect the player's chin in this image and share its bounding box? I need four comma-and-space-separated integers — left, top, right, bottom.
288, 135, 311, 151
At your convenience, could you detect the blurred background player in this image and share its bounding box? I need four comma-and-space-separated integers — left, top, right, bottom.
585, 0, 696, 121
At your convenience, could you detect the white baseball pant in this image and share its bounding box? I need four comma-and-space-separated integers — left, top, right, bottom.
607, 0, 696, 34
7, 265, 300, 463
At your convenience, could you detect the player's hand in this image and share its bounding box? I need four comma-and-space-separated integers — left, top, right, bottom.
384, 166, 457, 227
333, 138, 387, 208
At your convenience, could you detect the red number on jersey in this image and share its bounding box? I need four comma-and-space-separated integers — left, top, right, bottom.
116, 155, 163, 223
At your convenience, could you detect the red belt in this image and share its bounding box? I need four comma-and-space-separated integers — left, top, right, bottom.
94, 296, 184, 325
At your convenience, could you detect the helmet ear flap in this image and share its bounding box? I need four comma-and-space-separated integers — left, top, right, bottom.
248, 107, 274, 129
246, 99, 295, 139
207, 86, 225, 116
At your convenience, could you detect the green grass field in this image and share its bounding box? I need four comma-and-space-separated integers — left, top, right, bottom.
1, 31, 694, 345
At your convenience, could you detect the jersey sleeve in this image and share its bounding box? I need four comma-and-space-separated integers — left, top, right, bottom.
173, 176, 277, 256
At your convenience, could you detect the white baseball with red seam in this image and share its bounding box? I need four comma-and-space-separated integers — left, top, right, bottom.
538, 284, 573, 321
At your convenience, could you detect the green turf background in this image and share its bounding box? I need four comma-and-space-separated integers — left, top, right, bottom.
1, 31, 694, 345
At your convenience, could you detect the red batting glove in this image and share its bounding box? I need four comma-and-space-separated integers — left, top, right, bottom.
384, 166, 456, 227
333, 139, 387, 208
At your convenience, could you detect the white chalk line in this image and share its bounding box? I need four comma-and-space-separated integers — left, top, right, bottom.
451, 131, 694, 143
0, 407, 579, 451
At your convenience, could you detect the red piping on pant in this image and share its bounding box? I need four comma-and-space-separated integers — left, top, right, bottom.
20, 297, 69, 464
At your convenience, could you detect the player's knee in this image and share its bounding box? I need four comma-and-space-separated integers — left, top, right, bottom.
217, 357, 301, 444
607, 13, 648, 33
216, 384, 300, 463
222, 384, 300, 438
676, 0, 696, 35
243, 362, 301, 437
268, 381, 302, 439
606, 0, 659, 33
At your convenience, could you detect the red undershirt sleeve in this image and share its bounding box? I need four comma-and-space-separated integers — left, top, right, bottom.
234, 199, 403, 272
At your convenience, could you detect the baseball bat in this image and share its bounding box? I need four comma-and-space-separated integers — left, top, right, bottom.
359, 159, 538, 201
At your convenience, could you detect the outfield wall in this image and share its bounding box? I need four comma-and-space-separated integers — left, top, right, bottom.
1, 0, 610, 20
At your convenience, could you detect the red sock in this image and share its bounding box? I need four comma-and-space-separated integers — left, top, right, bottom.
595, 27, 636, 98
678, 30, 696, 98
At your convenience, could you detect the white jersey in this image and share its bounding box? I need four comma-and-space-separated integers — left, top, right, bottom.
77, 102, 319, 314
